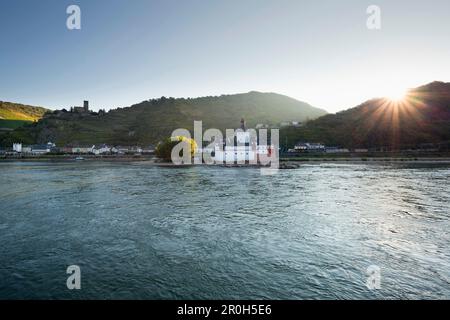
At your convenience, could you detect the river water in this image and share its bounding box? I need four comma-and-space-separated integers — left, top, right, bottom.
0, 161, 449, 299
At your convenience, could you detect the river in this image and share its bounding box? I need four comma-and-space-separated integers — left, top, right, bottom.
0, 161, 449, 299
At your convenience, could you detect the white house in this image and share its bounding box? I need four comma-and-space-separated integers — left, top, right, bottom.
92, 144, 111, 155
112, 146, 143, 155
22, 146, 32, 153
72, 146, 94, 154
13, 143, 22, 153
294, 142, 325, 152
29, 142, 55, 155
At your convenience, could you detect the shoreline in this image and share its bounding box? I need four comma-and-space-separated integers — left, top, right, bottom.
0, 155, 155, 162
1, 155, 450, 167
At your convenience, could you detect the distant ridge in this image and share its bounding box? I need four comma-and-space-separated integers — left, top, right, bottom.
5, 81, 450, 150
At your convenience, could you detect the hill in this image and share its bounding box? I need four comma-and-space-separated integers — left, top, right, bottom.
281, 81, 450, 150
0, 92, 327, 147
0, 101, 49, 121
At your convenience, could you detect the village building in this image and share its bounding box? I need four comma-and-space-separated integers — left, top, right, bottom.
22, 146, 32, 153
294, 142, 326, 152
92, 144, 111, 155
142, 145, 155, 154
325, 147, 350, 154
13, 143, 22, 153
26, 142, 56, 155
60, 146, 73, 154
113, 146, 143, 154
72, 146, 94, 154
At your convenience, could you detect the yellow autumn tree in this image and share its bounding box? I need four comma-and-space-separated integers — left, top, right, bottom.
155, 136, 197, 161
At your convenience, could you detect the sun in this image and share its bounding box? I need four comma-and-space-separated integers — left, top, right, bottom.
385, 88, 408, 102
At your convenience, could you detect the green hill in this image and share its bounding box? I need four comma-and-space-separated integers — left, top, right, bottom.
0, 102, 50, 143
0, 101, 49, 122
281, 81, 450, 150
0, 92, 327, 147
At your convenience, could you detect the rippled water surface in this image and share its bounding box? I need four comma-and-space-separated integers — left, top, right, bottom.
0, 161, 449, 299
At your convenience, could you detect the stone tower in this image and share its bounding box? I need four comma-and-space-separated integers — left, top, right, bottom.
83, 100, 89, 112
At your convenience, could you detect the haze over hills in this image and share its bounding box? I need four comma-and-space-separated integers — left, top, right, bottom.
281, 81, 450, 150
0, 91, 327, 146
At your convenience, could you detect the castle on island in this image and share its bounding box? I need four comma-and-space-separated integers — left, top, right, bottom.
213, 118, 274, 163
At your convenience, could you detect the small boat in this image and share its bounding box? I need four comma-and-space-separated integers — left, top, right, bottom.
75, 156, 85, 161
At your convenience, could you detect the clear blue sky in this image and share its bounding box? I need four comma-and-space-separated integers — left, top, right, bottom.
1, 0, 450, 112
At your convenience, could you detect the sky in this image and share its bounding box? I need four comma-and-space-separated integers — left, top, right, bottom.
1, 0, 450, 113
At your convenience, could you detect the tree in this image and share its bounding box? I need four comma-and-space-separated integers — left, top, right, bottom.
155, 136, 197, 161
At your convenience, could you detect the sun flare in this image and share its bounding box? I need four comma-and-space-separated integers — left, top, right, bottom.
385, 88, 408, 102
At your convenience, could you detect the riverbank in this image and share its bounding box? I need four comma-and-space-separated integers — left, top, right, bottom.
2, 154, 450, 166
279, 152, 450, 167
279, 158, 450, 169
0, 154, 156, 162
